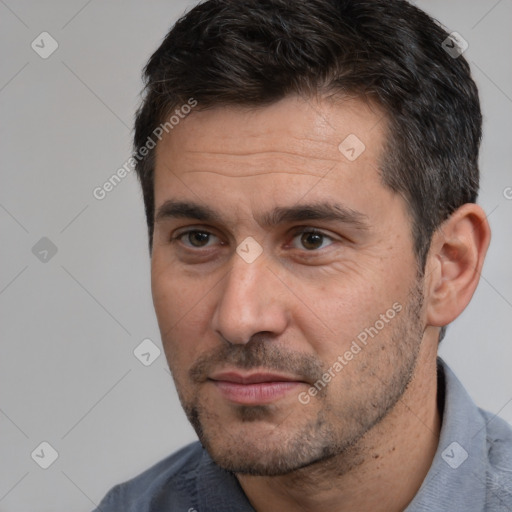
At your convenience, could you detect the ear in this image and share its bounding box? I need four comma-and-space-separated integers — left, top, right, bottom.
424, 203, 491, 329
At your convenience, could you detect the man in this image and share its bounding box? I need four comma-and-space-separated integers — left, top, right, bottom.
93, 0, 512, 510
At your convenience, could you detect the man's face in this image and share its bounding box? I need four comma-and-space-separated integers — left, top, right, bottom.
151, 95, 427, 476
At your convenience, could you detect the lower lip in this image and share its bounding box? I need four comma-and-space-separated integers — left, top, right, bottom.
212, 380, 302, 405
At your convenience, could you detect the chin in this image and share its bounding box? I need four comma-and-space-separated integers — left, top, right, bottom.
189, 406, 347, 476
207, 442, 329, 476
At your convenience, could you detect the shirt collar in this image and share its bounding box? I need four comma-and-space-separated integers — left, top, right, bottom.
404, 357, 488, 511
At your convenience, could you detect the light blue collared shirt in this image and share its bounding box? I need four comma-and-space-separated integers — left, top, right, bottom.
93, 358, 512, 511
404, 358, 512, 511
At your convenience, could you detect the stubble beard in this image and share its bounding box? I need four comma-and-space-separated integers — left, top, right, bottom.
172, 278, 425, 477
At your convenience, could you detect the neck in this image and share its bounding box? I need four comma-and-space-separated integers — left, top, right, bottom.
236, 345, 441, 512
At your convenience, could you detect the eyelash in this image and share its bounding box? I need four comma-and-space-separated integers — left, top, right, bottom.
170, 228, 336, 252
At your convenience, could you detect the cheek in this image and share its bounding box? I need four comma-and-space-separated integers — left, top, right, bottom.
293, 264, 404, 359
302, 291, 380, 359
151, 274, 182, 331
151, 250, 199, 322
151, 261, 208, 366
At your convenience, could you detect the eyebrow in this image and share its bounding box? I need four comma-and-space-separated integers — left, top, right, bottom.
155, 199, 370, 230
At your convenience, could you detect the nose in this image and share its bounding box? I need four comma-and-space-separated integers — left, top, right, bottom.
211, 249, 289, 345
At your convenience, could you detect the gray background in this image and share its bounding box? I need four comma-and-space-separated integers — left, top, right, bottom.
0, 0, 511, 510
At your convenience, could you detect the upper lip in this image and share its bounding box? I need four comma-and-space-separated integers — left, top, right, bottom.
209, 371, 303, 384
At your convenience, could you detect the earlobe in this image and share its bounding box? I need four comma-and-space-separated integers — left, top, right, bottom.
425, 203, 491, 328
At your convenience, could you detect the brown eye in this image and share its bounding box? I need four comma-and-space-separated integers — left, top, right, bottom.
188, 231, 210, 247
301, 232, 323, 250
173, 230, 217, 248
291, 229, 334, 251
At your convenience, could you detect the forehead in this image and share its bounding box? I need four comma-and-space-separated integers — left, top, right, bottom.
154, 94, 386, 178
152, 95, 396, 229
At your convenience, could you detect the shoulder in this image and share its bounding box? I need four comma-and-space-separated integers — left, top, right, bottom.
478, 408, 512, 509
92, 441, 204, 512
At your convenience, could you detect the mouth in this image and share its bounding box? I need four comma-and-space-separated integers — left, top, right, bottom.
208, 370, 305, 405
